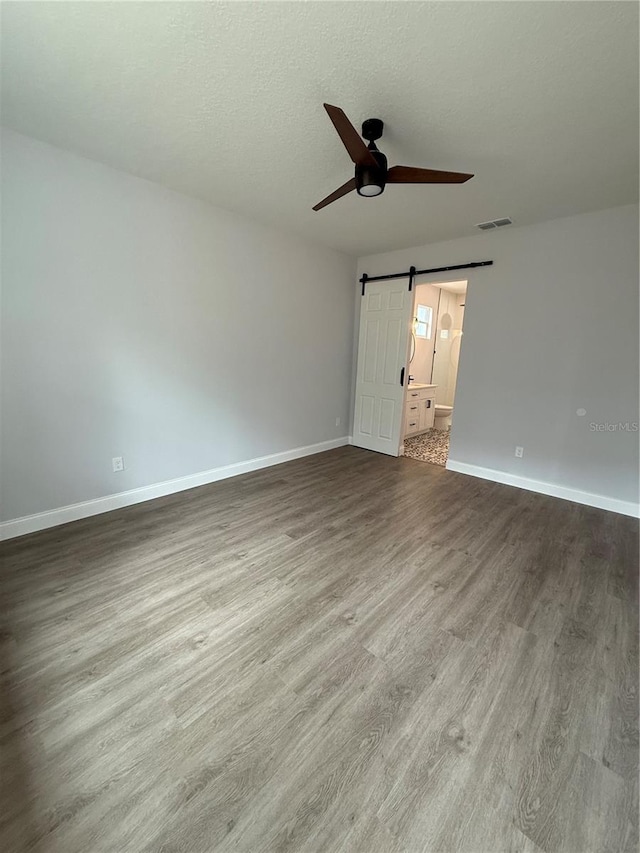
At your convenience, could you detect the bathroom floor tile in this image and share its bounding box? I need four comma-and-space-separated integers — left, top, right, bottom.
404, 428, 450, 467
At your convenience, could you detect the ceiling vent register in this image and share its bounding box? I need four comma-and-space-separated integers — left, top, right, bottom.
476, 217, 513, 230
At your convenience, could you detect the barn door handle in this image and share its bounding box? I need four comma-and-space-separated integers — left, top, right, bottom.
400, 367, 405, 386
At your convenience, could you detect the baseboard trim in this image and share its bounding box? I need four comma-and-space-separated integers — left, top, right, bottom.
0, 437, 350, 541
446, 459, 640, 518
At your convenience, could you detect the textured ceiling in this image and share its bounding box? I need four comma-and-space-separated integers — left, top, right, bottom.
1, 1, 638, 256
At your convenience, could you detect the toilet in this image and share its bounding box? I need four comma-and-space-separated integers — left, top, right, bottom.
434, 404, 453, 431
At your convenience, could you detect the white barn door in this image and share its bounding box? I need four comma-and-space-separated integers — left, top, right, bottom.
352, 278, 413, 455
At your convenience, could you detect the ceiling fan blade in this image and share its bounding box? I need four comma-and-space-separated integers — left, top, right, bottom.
323, 104, 378, 168
387, 165, 474, 184
312, 177, 357, 211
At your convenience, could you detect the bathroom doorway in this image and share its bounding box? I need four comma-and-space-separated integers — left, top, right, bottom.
402, 280, 467, 467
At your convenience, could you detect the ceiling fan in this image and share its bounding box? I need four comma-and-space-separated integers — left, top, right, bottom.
313, 103, 473, 211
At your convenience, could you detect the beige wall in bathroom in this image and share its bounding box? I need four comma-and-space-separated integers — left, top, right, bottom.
449, 295, 465, 405
411, 283, 466, 404
410, 283, 439, 384
432, 291, 466, 407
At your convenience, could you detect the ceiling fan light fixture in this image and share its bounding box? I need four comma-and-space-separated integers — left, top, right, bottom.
355, 150, 387, 198
358, 183, 383, 197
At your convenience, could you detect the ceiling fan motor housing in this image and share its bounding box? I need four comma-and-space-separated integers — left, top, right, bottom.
356, 149, 388, 196
362, 118, 384, 141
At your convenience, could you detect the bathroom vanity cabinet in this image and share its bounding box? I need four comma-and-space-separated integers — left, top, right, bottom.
404, 384, 437, 437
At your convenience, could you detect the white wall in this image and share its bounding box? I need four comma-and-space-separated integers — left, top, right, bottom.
1, 130, 356, 525
355, 204, 639, 512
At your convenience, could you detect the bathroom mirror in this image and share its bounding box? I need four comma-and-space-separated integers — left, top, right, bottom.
440, 312, 453, 331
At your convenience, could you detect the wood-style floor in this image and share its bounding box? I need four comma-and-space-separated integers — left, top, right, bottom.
1, 446, 637, 853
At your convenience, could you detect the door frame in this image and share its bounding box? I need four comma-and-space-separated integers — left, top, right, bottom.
408, 270, 475, 450
352, 262, 488, 459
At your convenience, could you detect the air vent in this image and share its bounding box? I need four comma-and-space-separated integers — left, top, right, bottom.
476, 217, 513, 231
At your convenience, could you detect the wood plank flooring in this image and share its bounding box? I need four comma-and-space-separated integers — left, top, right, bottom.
0, 446, 637, 853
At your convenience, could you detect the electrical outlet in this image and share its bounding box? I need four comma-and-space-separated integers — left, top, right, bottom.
112, 456, 124, 472
515, 446, 524, 458
335, 417, 341, 427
